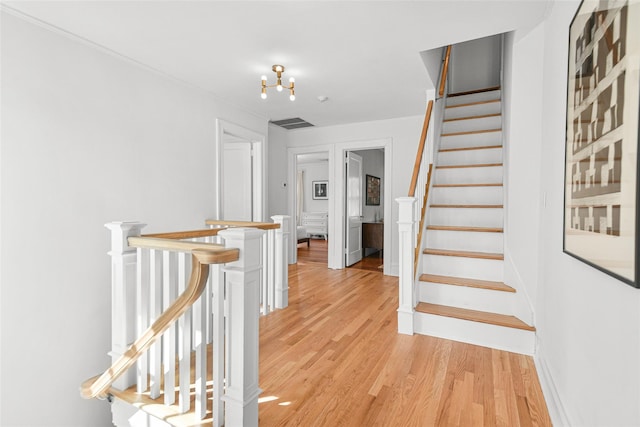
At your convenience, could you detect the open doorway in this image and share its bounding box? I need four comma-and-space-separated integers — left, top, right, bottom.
345, 149, 385, 272
295, 152, 330, 265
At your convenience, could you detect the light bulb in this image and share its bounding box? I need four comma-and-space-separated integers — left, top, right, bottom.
261, 75, 267, 82
261, 92, 267, 100
277, 85, 283, 92
289, 94, 295, 101
289, 77, 295, 83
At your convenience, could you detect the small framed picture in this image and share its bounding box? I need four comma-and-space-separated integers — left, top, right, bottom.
366, 175, 381, 206
312, 180, 328, 200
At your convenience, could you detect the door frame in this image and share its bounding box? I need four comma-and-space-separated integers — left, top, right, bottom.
215, 119, 266, 221
287, 144, 335, 266
334, 138, 392, 275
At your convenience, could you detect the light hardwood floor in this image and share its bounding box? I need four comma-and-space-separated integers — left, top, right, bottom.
258, 262, 551, 426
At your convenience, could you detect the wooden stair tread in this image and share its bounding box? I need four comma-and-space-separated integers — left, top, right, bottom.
430, 204, 503, 209
439, 144, 502, 153
445, 99, 500, 109
427, 225, 503, 233
416, 303, 535, 331
441, 128, 501, 137
443, 113, 501, 122
448, 86, 501, 97
419, 274, 515, 292
423, 248, 504, 260
433, 183, 502, 188
436, 163, 502, 169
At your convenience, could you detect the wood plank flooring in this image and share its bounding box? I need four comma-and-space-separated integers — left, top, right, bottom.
258, 263, 551, 426
110, 258, 551, 426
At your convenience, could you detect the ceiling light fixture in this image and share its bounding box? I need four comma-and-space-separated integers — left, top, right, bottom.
261, 65, 295, 101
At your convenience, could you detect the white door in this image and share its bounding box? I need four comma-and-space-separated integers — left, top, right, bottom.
345, 151, 363, 266
222, 141, 253, 221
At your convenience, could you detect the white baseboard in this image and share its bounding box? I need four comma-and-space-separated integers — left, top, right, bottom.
534, 350, 572, 427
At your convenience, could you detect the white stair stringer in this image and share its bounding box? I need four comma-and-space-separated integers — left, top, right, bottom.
412, 87, 537, 355
414, 310, 536, 355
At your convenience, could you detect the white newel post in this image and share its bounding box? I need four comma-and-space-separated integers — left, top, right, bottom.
219, 228, 264, 427
105, 221, 146, 390
396, 198, 416, 335
271, 215, 290, 309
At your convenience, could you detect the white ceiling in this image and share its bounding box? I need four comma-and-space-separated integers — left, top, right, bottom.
4, 1, 551, 128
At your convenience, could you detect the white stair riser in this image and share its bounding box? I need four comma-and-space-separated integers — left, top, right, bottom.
435, 165, 503, 185
414, 312, 536, 355
426, 229, 504, 253
431, 186, 503, 205
446, 90, 502, 106
437, 147, 503, 166
440, 131, 502, 149
423, 254, 504, 281
428, 208, 504, 228
418, 282, 514, 316
442, 115, 502, 134
445, 101, 501, 119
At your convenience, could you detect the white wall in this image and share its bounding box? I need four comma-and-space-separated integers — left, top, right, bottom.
505, 2, 640, 426
450, 34, 502, 93
0, 12, 267, 426
502, 24, 545, 325
298, 160, 329, 212
282, 116, 422, 275
353, 149, 384, 222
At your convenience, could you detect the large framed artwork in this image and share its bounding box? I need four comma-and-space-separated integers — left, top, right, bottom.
564, 0, 640, 288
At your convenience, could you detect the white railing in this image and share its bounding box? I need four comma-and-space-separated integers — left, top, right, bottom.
397, 45, 450, 335
83, 217, 290, 426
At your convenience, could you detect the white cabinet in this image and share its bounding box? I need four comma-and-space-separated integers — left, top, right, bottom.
301, 212, 328, 239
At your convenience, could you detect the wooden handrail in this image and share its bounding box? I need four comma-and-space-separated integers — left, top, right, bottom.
80, 248, 237, 399
439, 45, 452, 97
205, 220, 280, 230
408, 100, 434, 197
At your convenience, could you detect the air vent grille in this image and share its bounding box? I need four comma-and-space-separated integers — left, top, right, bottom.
271, 117, 314, 130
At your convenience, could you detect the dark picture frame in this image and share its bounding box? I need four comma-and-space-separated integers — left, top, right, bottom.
312, 180, 328, 200
366, 175, 381, 206
563, 0, 640, 288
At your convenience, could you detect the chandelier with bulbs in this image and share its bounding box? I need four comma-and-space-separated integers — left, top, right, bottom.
261, 65, 295, 101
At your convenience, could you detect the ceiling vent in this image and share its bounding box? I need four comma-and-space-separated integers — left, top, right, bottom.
270, 117, 314, 130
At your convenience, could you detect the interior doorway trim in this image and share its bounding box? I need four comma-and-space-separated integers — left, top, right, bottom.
215, 119, 266, 221
287, 144, 335, 266
334, 138, 392, 275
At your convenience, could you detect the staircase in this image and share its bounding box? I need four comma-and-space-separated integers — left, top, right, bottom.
414, 87, 536, 355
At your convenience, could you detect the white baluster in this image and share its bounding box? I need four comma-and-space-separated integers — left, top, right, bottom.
219, 228, 264, 427
261, 232, 269, 315
163, 251, 178, 405
211, 262, 225, 427
271, 215, 290, 309
396, 197, 417, 335
149, 249, 163, 399
136, 247, 150, 394
178, 252, 191, 413
193, 258, 207, 419
105, 221, 146, 392
268, 228, 275, 311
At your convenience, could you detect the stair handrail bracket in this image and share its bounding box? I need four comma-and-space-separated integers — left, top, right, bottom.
81, 221, 277, 427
